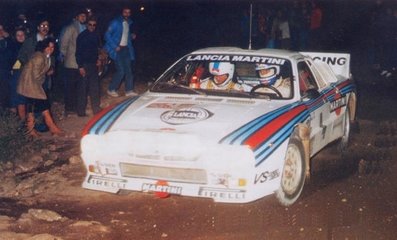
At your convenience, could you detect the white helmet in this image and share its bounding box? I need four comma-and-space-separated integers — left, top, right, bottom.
255, 64, 280, 85
209, 62, 235, 86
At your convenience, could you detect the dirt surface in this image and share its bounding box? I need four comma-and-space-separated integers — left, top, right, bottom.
1, 69, 397, 240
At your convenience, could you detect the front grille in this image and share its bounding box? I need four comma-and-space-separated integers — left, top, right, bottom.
120, 163, 207, 184
165, 96, 192, 100
195, 97, 223, 102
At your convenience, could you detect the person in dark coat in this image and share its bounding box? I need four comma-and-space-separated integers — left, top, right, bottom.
75, 17, 101, 116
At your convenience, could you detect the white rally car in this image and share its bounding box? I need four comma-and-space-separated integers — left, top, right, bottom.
81, 47, 357, 206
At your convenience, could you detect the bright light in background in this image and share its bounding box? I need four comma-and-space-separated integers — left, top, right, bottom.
140, 6, 145, 12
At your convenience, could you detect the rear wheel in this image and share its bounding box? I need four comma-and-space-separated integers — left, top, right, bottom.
276, 138, 306, 206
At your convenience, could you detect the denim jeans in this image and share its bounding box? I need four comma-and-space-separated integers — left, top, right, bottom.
109, 47, 134, 92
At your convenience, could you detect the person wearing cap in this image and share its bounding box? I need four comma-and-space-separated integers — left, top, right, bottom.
60, 8, 87, 116
200, 61, 244, 91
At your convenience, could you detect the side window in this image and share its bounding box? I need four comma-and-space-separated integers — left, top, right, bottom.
297, 61, 319, 95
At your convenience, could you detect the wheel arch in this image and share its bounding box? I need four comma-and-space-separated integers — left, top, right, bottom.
290, 123, 311, 179
347, 91, 357, 122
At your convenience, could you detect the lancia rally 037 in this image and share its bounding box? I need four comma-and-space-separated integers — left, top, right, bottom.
81, 47, 357, 206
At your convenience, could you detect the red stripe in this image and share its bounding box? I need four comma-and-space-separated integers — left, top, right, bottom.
336, 80, 351, 89
244, 105, 306, 148
308, 85, 340, 109
81, 103, 118, 136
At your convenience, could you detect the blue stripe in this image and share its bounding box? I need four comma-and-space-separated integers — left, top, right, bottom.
220, 82, 355, 167
90, 103, 126, 134
238, 104, 305, 146
220, 104, 294, 145
254, 112, 309, 166
89, 97, 138, 135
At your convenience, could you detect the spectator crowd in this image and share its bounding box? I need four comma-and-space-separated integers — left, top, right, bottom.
240, 0, 397, 79
0, 5, 137, 137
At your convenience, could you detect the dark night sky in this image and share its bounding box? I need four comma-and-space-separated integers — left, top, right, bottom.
0, 0, 378, 36
1, 0, 394, 79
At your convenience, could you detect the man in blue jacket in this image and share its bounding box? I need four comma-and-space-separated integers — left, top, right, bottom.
104, 6, 136, 97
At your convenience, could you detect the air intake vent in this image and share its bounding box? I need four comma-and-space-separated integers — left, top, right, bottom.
120, 163, 207, 184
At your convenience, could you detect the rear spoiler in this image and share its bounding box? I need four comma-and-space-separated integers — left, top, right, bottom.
300, 52, 351, 80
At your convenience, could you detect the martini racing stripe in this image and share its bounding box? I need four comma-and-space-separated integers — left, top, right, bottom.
306, 96, 324, 112
85, 97, 138, 135
323, 81, 355, 102
81, 103, 118, 136
219, 104, 309, 166
243, 105, 307, 148
219, 104, 294, 145
253, 110, 309, 166
338, 81, 355, 95
219, 81, 355, 166
220, 83, 353, 145
219, 81, 354, 166
308, 80, 354, 110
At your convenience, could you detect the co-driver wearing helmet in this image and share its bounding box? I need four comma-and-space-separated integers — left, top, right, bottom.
200, 62, 244, 91
255, 64, 291, 97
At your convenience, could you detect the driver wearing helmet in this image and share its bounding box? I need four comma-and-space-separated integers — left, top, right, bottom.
255, 63, 291, 97
200, 62, 244, 91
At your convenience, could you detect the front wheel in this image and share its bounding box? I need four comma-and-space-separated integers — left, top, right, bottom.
276, 138, 306, 206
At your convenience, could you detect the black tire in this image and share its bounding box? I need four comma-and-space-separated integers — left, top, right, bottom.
276, 138, 306, 206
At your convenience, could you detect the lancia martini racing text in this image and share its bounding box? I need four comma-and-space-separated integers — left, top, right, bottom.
187, 54, 286, 65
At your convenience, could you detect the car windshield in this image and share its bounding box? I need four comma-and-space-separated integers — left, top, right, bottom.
151, 54, 293, 99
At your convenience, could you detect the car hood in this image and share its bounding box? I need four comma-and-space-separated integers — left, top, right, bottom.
87, 93, 293, 144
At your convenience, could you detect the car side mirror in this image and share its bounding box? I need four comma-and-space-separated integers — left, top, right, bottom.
302, 88, 320, 99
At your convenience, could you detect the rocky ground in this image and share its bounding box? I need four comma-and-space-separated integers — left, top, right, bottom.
0, 70, 396, 239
